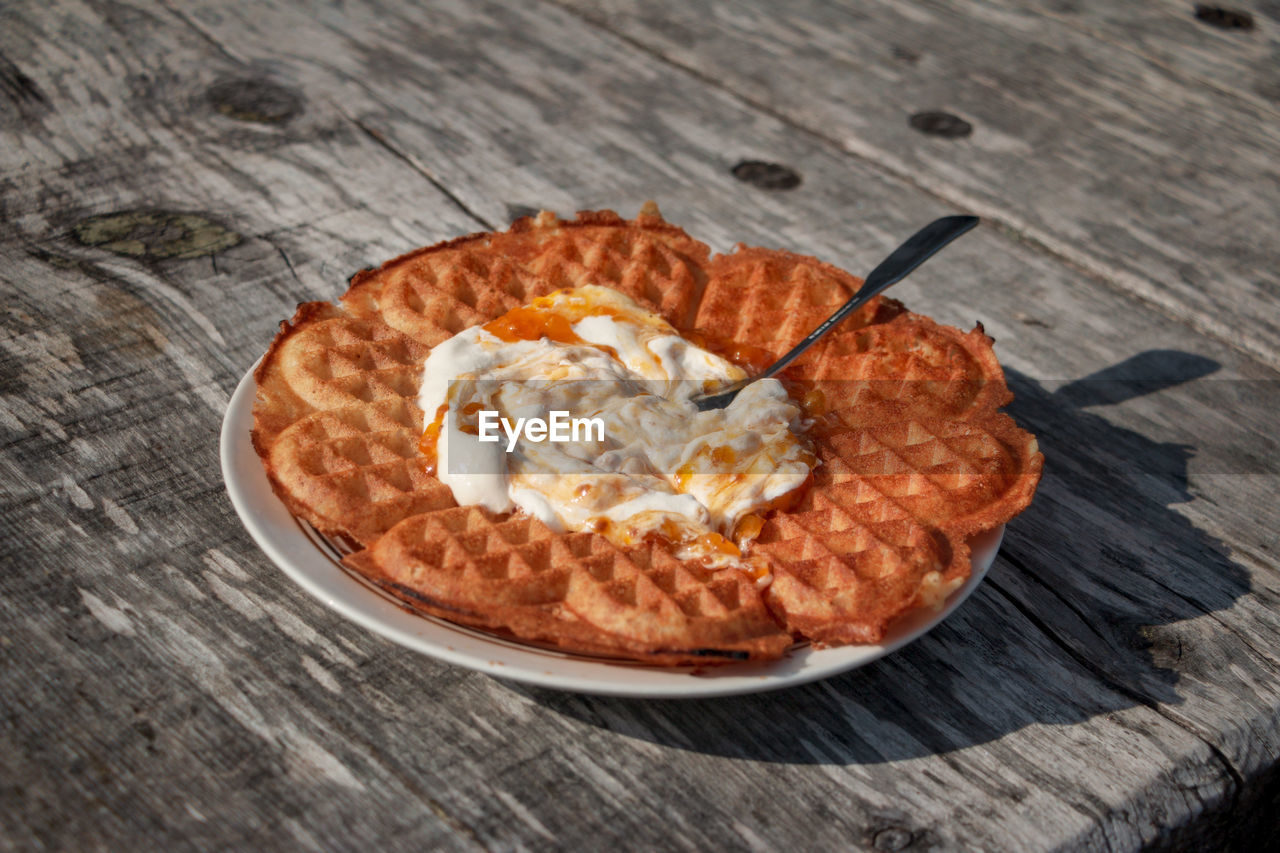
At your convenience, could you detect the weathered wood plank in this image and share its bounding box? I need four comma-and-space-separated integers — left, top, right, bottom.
156, 0, 1280, 840
554, 0, 1280, 372
1020, 0, 1280, 113
2, 0, 1278, 849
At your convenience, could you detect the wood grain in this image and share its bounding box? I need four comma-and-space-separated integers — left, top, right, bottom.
554, 0, 1280, 372
1024, 0, 1280, 113
2, 0, 1278, 849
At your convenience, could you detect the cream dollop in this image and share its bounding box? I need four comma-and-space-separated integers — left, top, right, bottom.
417, 286, 814, 571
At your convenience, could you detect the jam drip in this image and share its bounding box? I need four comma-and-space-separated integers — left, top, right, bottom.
484, 305, 585, 346
417, 404, 449, 473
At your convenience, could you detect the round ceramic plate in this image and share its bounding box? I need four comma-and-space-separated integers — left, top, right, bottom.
221, 364, 1003, 698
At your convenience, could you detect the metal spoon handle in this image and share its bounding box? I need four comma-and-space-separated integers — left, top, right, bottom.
762, 215, 978, 378
694, 215, 978, 410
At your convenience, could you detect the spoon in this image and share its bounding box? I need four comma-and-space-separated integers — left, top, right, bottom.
691, 215, 979, 411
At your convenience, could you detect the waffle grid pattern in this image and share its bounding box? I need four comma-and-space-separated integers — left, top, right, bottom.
346, 507, 791, 662
253, 208, 1042, 662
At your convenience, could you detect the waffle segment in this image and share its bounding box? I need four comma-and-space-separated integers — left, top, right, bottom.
348, 509, 791, 664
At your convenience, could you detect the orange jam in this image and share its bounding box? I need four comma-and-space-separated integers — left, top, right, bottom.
418, 404, 449, 473
800, 387, 827, 417
757, 470, 814, 514
692, 531, 741, 558
734, 513, 765, 542
481, 300, 622, 359
484, 305, 584, 346
674, 446, 738, 491
651, 518, 743, 559
711, 445, 736, 465
685, 329, 775, 375
456, 401, 485, 435
659, 518, 685, 541
674, 463, 695, 490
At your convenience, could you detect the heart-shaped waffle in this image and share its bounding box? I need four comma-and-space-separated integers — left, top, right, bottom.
252, 206, 1042, 663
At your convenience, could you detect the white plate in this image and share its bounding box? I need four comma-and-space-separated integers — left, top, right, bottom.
221, 365, 1003, 698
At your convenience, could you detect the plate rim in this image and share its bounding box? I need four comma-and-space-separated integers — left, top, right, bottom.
221, 363, 1003, 698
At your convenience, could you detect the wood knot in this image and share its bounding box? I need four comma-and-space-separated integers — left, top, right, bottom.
872, 827, 914, 851
909, 111, 973, 139
73, 211, 242, 260
1193, 5, 1254, 29
206, 77, 303, 123
890, 45, 921, 64
731, 160, 802, 190
1138, 625, 1187, 671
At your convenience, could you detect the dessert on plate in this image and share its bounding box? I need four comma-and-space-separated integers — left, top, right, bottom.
250, 204, 1042, 664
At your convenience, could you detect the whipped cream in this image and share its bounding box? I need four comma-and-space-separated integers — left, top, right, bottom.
417, 286, 814, 573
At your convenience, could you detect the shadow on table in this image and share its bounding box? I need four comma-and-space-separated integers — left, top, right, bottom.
514, 350, 1259, 765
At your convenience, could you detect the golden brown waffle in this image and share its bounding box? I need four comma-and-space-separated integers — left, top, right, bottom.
346, 509, 792, 664
697, 247, 1041, 644
251, 303, 452, 545
251, 206, 1042, 663
339, 206, 708, 337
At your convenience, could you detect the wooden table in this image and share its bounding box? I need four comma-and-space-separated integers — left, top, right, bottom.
3, 1, 1278, 849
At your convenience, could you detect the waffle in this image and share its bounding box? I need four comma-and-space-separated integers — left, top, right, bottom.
251, 206, 1042, 663
698, 248, 1040, 643
345, 510, 792, 663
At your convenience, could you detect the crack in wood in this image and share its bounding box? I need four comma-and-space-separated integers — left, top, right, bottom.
340, 108, 495, 232
270, 241, 301, 285
156, 0, 247, 64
